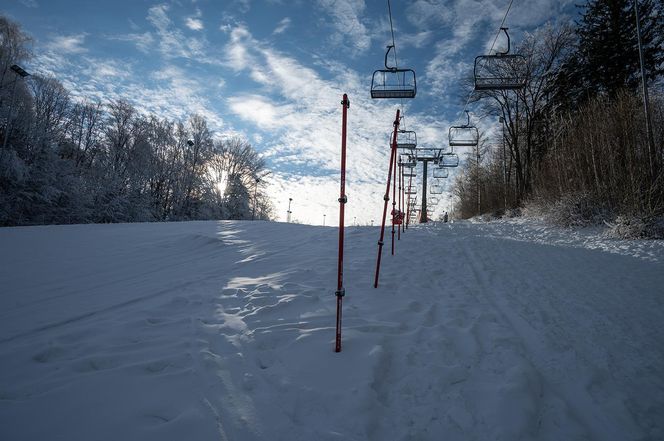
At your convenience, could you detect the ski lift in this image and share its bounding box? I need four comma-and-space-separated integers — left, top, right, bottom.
396, 129, 417, 149
405, 187, 417, 195
474, 28, 527, 91
449, 110, 479, 147
403, 170, 417, 178
438, 152, 459, 168
414, 147, 441, 160
371, 45, 417, 99
430, 183, 444, 194
433, 167, 449, 179
429, 196, 439, 205
401, 154, 416, 168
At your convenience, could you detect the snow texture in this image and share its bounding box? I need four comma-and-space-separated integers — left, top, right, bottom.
1, 219, 663, 441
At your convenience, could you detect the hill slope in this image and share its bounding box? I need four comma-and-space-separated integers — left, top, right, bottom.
1, 220, 663, 441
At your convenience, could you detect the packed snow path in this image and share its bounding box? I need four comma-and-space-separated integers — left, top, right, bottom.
1, 220, 663, 441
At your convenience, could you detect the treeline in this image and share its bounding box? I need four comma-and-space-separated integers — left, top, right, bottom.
0, 15, 273, 226
453, 0, 664, 236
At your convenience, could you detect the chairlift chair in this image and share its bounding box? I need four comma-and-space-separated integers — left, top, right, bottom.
396, 129, 417, 149
430, 183, 444, 194
474, 28, 527, 91
433, 167, 449, 179
371, 45, 417, 99
438, 152, 459, 168
449, 110, 479, 147
405, 187, 417, 195
429, 196, 440, 205
399, 152, 417, 167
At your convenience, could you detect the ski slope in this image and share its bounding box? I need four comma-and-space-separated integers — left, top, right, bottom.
1, 219, 663, 441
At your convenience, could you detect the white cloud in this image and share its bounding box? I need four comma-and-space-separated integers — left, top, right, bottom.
108, 32, 154, 54
19, 0, 38, 7
317, 0, 371, 56
273, 17, 291, 35
219, 24, 455, 225
47, 34, 88, 54
185, 18, 204, 31
147, 4, 209, 60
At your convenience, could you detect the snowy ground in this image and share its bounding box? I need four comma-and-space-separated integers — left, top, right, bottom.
1, 219, 663, 441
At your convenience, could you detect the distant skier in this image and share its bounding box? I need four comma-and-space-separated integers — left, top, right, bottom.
443, 212, 448, 223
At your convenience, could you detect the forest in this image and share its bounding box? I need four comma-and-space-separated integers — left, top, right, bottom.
452, 0, 664, 237
0, 14, 273, 226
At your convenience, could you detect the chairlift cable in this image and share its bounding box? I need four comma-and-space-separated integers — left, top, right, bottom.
458, 0, 515, 119
387, 0, 408, 130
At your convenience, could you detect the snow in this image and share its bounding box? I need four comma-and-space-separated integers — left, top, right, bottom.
1, 219, 663, 441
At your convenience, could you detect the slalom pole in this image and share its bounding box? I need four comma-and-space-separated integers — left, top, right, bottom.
374, 109, 400, 288
335, 93, 349, 353
401, 166, 406, 233
391, 144, 397, 255
406, 171, 413, 229
397, 159, 401, 241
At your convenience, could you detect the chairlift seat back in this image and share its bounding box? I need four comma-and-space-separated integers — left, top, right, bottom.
449, 126, 479, 147
439, 153, 459, 168
371, 69, 417, 99
473, 54, 527, 91
396, 130, 417, 149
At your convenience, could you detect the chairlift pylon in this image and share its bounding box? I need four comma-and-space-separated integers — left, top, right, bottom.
474, 28, 527, 91
449, 110, 479, 147
371, 45, 417, 99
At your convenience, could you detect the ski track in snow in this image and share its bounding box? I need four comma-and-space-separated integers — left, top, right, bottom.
0, 219, 663, 441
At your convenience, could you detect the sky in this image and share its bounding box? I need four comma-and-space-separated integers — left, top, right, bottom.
3, 0, 578, 225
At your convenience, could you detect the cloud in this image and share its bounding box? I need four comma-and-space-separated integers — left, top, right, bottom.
107, 32, 154, 54
317, 0, 371, 55
273, 17, 291, 35
219, 23, 456, 224
147, 4, 208, 60
47, 34, 88, 54
19, 0, 38, 7
185, 7, 204, 31
185, 18, 204, 31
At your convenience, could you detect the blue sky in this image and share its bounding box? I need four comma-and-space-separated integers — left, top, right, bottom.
4, 0, 577, 225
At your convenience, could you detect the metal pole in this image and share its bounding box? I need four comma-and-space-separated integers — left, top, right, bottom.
335, 93, 349, 353
420, 160, 428, 223
634, 0, 656, 179
1, 77, 18, 152
252, 179, 259, 220
400, 165, 404, 233
477, 144, 481, 216
397, 160, 401, 240
287, 198, 292, 223
500, 117, 507, 211
374, 109, 400, 288
406, 171, 413, 228
391, 145, 397, 255
323, 214, 326, 226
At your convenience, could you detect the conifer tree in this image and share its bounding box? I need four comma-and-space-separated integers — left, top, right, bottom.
556, 0, 663, 106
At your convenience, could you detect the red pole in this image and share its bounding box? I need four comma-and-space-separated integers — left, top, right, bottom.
406, 171, 413, 229
335, 93, 349, 353
401, 166, 406, 233
397, 159, 401, 241
374, 109, 400, 288
391, 145, 397, 254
